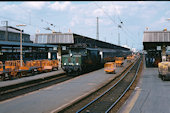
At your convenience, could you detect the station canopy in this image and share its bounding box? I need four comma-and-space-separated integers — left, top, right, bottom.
143, 31, 170, 50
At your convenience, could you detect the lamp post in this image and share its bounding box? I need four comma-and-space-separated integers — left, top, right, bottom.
16, 24, 26, 67
118, 25, 121, 46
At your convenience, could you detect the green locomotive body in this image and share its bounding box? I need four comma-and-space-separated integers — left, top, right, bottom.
61, 47, 101, 75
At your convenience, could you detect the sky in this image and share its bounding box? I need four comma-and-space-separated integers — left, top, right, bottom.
0, 1, 170, 51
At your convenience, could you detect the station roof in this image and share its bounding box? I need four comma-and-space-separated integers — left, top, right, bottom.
0, 26, 29, 35
143, 31, 170, 42
0, 41, 56, 48
35, 32, 130, 51
35, 32, 74, 44
73, 33, 130, 51
143, 31, 170, 50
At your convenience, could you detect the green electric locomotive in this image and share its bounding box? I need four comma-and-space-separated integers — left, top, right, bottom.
61, 46, 101, 76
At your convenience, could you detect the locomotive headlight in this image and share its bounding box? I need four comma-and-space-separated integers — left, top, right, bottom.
70, 53, 73, 57
64, 63, 66, 65
76, 63, 79, 65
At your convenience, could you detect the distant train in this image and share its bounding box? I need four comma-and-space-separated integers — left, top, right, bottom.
61, 45, 132, 76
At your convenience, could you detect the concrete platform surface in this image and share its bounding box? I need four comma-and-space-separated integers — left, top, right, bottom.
0, 59, 133, 113
118, 63, 170, 113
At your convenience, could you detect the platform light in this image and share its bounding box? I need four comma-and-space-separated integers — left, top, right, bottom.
16, 24, 26, 67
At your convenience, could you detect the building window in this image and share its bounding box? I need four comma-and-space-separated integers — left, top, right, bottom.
0, 34, 4, 40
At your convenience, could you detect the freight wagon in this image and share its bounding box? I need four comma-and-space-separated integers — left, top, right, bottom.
0, 59, 59, 80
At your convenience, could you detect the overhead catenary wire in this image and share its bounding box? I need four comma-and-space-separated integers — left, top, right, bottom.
94, 2, 141, 48
94, 2, 119, 27
15, 6, 58, 29
111, 3, 141, 45
0, 15, 58, 34
0, 4, 59, 33
0, 15, 45, 31
1, 2, 142, 49
94, 2, 123, 45
111, 3, 140, 46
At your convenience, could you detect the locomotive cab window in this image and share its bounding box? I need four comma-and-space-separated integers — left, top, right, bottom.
69, 48, 87, 55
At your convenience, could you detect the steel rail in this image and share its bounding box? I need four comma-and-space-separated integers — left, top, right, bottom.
0, 73, 73, 101
76, 57, 140, 113
0, 74, 67, 95
105, 59, 141, 113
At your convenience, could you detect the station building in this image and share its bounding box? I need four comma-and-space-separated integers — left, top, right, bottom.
143, 29, 170, 67
0, 26, 32, 43
0, 26, 57, 63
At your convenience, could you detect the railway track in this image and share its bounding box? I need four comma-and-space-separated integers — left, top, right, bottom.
0, 72, 74, 102
58, 56, 142, 113
0, 64, 104, 102
77, 57, 141, 113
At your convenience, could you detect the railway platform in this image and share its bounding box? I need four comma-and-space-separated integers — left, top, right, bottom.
118, 58, 170, 113
0, 59, 135, 113
0, 68, 65, 88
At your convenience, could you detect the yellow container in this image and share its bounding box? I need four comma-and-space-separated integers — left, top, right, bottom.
0, 61, 3, 75
104, 62, 116, 74
115, 57, 124, 67
5, 60, 19, 77
52, 59, 59, 70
